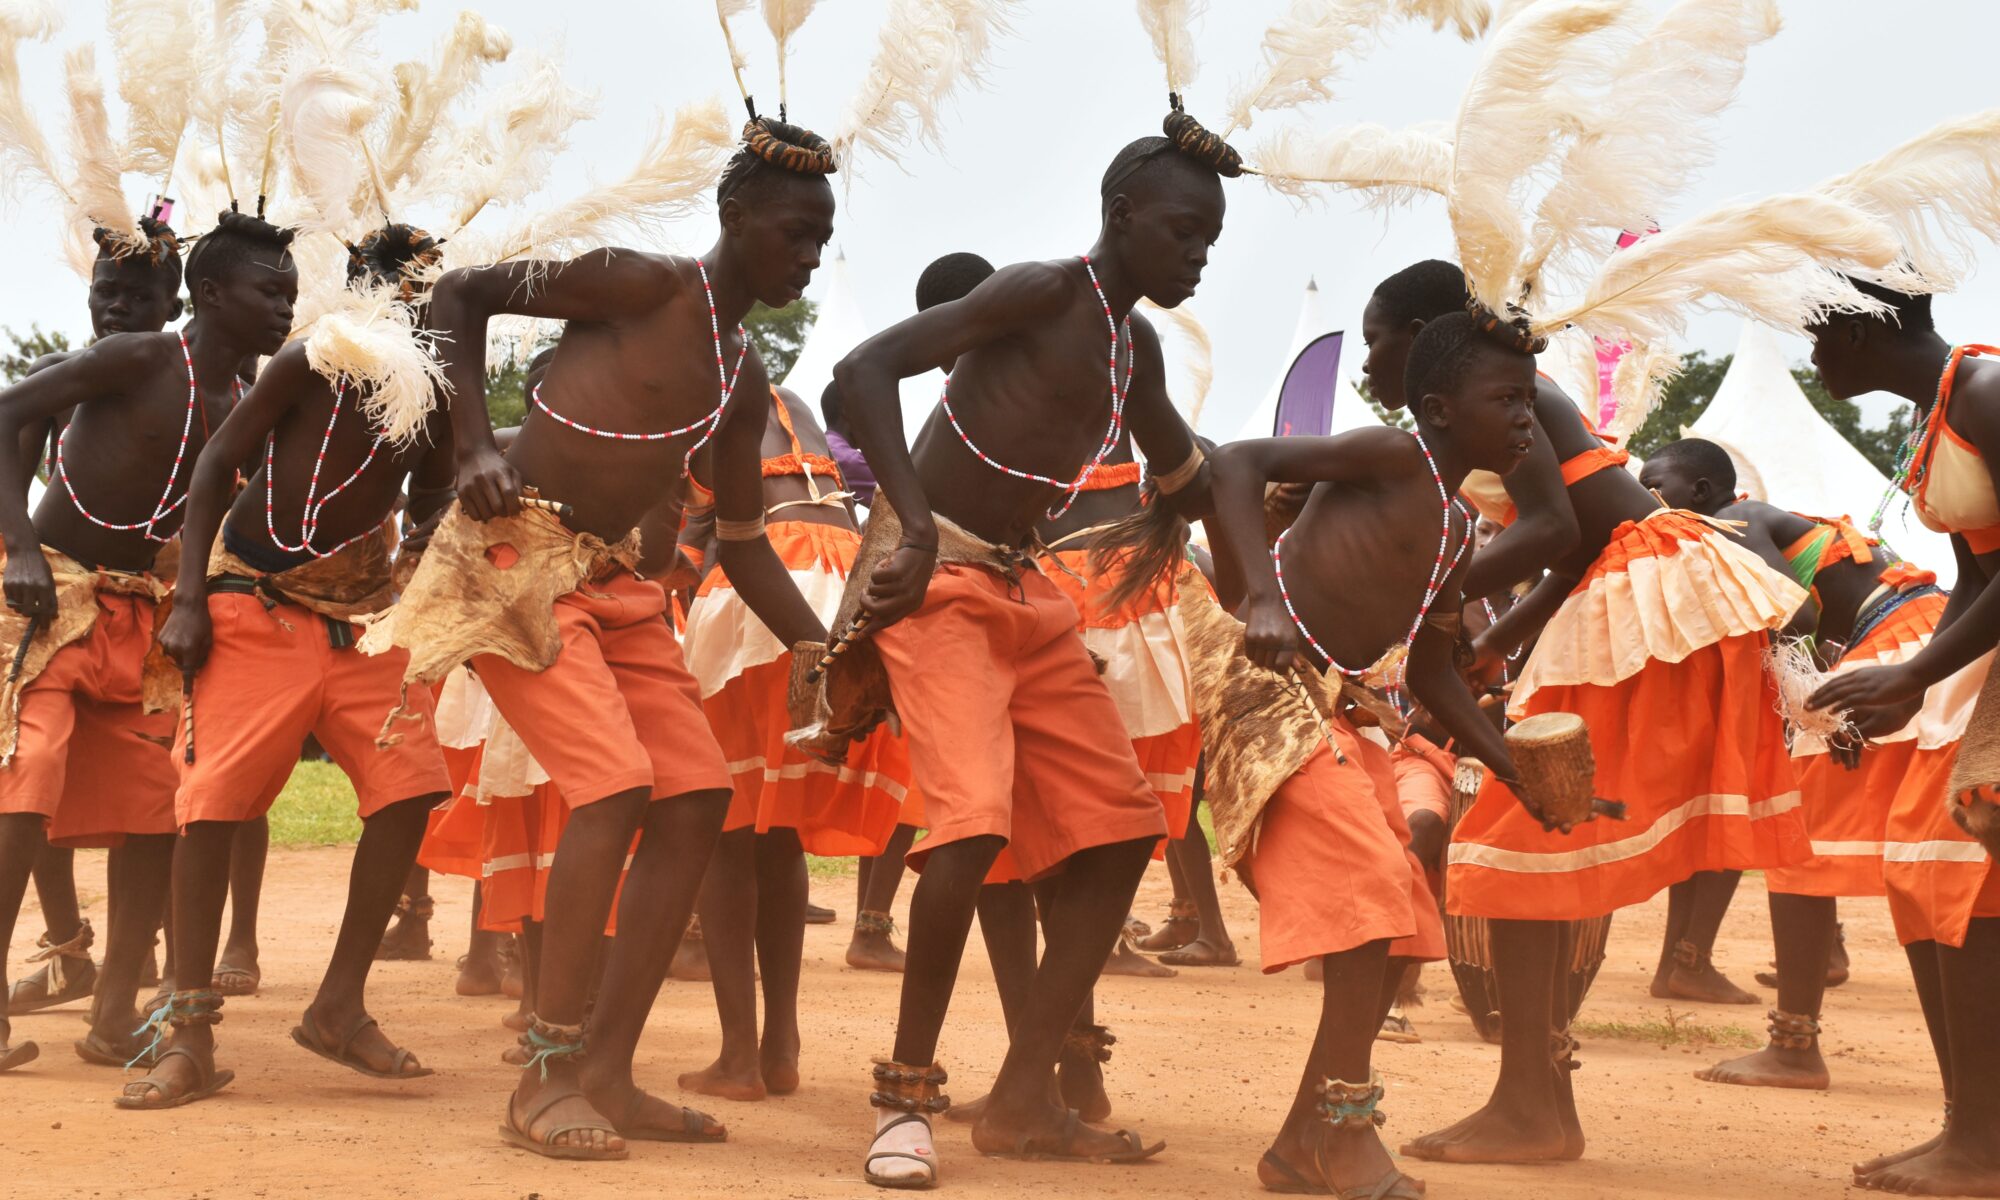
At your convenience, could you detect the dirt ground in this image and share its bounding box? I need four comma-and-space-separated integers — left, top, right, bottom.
4, 851, 1945, 1198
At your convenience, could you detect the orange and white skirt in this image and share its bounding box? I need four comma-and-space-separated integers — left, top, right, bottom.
1773, 589, 1993, 916
1447, 510, 1811, 921
682, 520, 915, 857
1042, 549, 1203, 842
417, 667, 625, 933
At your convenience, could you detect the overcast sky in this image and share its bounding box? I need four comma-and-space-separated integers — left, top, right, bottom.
2, 0, 1992, 434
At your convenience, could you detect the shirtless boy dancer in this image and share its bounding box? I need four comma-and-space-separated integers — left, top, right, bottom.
829, 115, 1233, 1185
4, 223, 183, 1025
388, 116, 839, 1160
1202, 308, 1545, 1198
128, 222, 457, 1108
0, 216, 289, 1077
1357, 259, 1808, 1165
1804, 282, 2000, 1197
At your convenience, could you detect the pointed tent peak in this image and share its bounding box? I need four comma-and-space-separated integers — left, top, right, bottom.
1306, 276, 1318, 291
836, 246, 847, 262
1232, 282, 1343, 442
1688, 318, 1957, 584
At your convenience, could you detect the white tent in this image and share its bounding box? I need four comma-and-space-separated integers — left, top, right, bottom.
1229, 278, 1379, 443
780, 251, 869, 410
1688, 320, 1955, 585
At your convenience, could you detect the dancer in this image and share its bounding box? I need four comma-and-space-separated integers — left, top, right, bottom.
677, 383, 914, 1102
1193, 307, 1560, 1199
378, 115, 840, 1159
815, 101, 1241, 1180
0, 219, 229, 1075
2, 221, 183, 1023
1638, 437, 1948, 1090
126, 220, 455, 1108
1804, 282, 2000, 1196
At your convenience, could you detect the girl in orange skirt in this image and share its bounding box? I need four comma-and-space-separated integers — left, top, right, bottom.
677, 387, 916, 1103
1805, 298, 2000, 1195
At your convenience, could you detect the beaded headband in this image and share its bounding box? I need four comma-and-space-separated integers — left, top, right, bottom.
1104, 97, 1245, 194
1466, 297, 1549, 355
345, 224, 446, 303
93, 215, 182, 267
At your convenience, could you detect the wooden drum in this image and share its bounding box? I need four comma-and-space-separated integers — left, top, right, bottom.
1505, 712, 1597, 827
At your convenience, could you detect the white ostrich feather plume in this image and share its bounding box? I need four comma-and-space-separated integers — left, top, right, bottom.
1250, 120, 1454, 206
1819, 109, 2000, 290
1447, 0, 1631, 313
303, 278, 447, 450
1532, 193, 1930, 347
1137, 0, 1204, 97
439, 54, 594, 234
480, 98, 735, 266
1141, 299, 1214, 429
1521, 0, 1779, 295
0, 1, 66, 208
281, 56, 383, 236
1222, 0, 1488, 139
63, 47, 140, 246
832, 0, 1018, 176
379, 11, 513, 196
761, 0, 824, 111
109, 0, 200, 186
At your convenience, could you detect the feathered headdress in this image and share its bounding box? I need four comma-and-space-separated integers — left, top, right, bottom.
1816, 109, 2000, 292
1221, 0, 1490, 141
829, 0, 1020, 179
1131, 0, 1244, 178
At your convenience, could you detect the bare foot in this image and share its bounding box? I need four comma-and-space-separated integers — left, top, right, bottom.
1402, 1096, 1571, 1164
1134, 906, 1197, 953
1696, 1044, 1829, 1090
1666, 962, 1760, 1005
670, 933, 711, 983
760, 1033, 801, 1096
455, 950, 504, 997
500, 939, 524, 1000
1101, 936, 1177, 979
845, 924, 907, 973
374, 903, 432, 961
1553, 1043, 1586, 1162
944, 1092, 989, 1125
1857, 1128, 1948, 1180
678, 1056, 767, 1102
971, 1100, 1163, 1162
211, 946, 260, 997
1857, 1144, 2000, 1196
1157, 936, 1240, 968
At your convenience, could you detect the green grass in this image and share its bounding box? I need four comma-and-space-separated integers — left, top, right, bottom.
264, 766, 873, 874
268, 761, 364, 847
1574, 1008, 1762, 1049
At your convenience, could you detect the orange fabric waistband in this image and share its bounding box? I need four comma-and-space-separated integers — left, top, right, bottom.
1559, 447, 1630, 488
1076, 461, 1141, 492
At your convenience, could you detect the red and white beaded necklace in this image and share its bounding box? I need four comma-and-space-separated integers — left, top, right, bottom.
529, 259, 746, 475
938, 256, 1133, 519
55, 331, 234, 544
1271, 428, 1473, 677
264, 381, 386, 559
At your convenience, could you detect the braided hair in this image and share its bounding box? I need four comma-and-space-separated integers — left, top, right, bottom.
716, 117, 837, 208
184, 210, 297, 309
346, 223, 444, 301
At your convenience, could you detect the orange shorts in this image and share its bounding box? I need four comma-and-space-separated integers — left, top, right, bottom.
1042, 550, 1202, 844
0, 592, 176, 846
174, 593, 451, 825
873, 563, 1165, 881
1390, 743, 1452, 824
1244, 728, 1447, 973
472, 569, 730, 807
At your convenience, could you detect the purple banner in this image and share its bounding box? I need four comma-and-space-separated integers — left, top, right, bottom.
1274, 332, 1344, 437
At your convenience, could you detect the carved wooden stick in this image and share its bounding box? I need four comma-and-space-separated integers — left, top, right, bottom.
5, 615, 41, 688
521, 496, 576, 524
805, 614, 872, 684
182, 672, 197, 765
